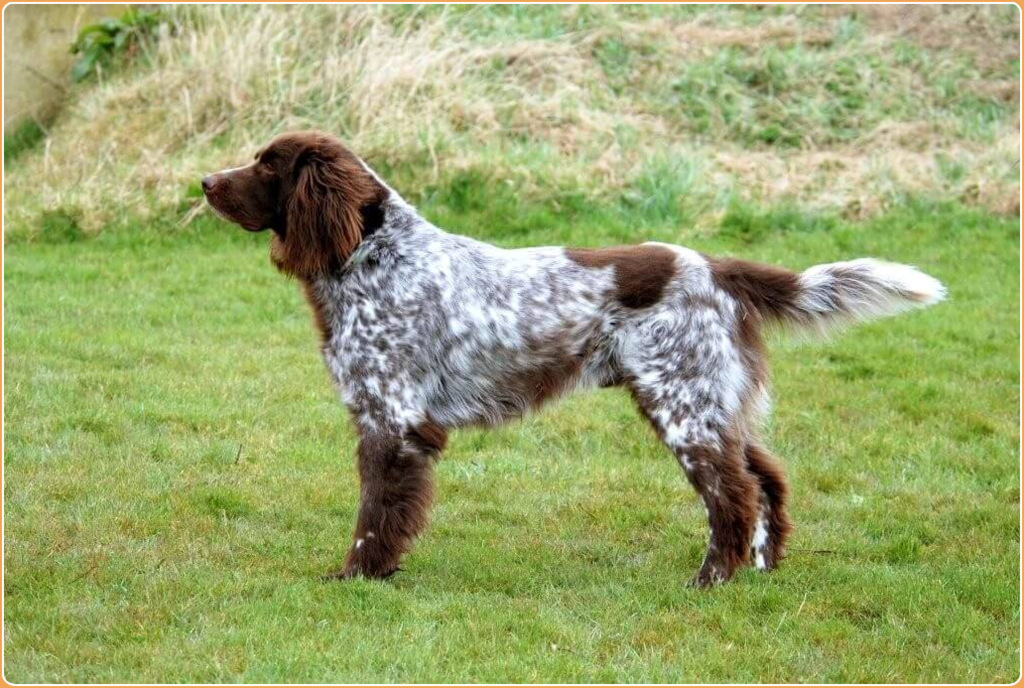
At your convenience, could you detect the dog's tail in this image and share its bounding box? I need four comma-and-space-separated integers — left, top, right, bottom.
711, 257, 945, 334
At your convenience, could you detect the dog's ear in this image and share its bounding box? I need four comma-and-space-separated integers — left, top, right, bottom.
273, 135, 386, 279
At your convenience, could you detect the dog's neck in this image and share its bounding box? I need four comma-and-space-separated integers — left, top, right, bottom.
340, 189, 423, 271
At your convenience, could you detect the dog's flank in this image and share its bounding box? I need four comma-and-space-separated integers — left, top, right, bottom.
203, 131, 945, 586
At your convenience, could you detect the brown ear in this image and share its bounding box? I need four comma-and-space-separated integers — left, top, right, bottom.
273, 138, 387, 279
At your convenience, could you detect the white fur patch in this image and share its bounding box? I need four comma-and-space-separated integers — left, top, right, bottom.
751, 515, 770, 570
796, 258, 946, 332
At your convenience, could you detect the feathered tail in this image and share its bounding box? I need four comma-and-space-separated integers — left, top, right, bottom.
711, 257, 945, 333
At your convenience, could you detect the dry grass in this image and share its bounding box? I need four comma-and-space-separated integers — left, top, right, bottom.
831, 4, 1020, 74
3, 4, 1019, 236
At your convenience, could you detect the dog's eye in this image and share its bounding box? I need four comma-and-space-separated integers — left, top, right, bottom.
258, 150, 280, 168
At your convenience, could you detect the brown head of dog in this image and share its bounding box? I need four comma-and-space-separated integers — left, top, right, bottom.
202, 131, 388, 279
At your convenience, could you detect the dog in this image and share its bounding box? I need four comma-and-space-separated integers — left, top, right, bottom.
202, 131, 945, 586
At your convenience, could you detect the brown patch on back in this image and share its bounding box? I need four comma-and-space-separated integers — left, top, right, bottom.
566, 244, 677, 309
301, 281, 332, 344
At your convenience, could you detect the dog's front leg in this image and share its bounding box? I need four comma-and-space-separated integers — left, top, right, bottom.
324, 430, 436, 581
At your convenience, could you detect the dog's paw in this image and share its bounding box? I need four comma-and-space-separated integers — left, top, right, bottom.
751, 549, 779, 572
321, 564, 401, 582
687, 573, 719, 589
687, 562, 731, 588
320, 567, 356, 582
750, 540, 787, 573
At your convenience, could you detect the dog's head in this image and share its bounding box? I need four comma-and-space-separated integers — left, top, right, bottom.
202, 131, 387, 279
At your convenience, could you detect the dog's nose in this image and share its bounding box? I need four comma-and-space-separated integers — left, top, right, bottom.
201, 175, 216, 193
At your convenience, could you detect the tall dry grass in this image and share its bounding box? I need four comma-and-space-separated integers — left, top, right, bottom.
4, 4, 1019, 236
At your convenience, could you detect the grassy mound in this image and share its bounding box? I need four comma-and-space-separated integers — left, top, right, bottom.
3, 4, 1019, 239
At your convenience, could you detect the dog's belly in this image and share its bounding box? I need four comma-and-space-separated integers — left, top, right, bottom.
422, 328, 619, 428
417, 256, 623, 427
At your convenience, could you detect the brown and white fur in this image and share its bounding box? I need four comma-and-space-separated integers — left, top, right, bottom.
203, 131, 945, 586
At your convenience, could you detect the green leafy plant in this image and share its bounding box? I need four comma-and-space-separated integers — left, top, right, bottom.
3, 119, 46, 165
69, 7, 164, 82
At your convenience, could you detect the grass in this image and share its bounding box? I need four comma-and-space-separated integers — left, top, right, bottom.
4, 198, 1019, 683
2, 120, 46, 166
3, 3, 1020, 683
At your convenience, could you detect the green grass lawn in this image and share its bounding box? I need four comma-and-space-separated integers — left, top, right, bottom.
4, 199, 1019, 683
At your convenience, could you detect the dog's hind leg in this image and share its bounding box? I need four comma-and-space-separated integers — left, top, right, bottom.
676, 434, 760, 587
744, 443, 792, 571
631, 385, 760, 587
324, 422, 446, 581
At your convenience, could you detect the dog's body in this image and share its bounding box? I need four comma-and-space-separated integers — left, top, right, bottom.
203, 131, 945, 585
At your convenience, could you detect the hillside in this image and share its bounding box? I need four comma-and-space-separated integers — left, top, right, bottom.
3, 4, 1020, 239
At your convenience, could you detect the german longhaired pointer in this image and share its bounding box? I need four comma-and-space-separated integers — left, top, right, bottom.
202, 131, 944, 586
